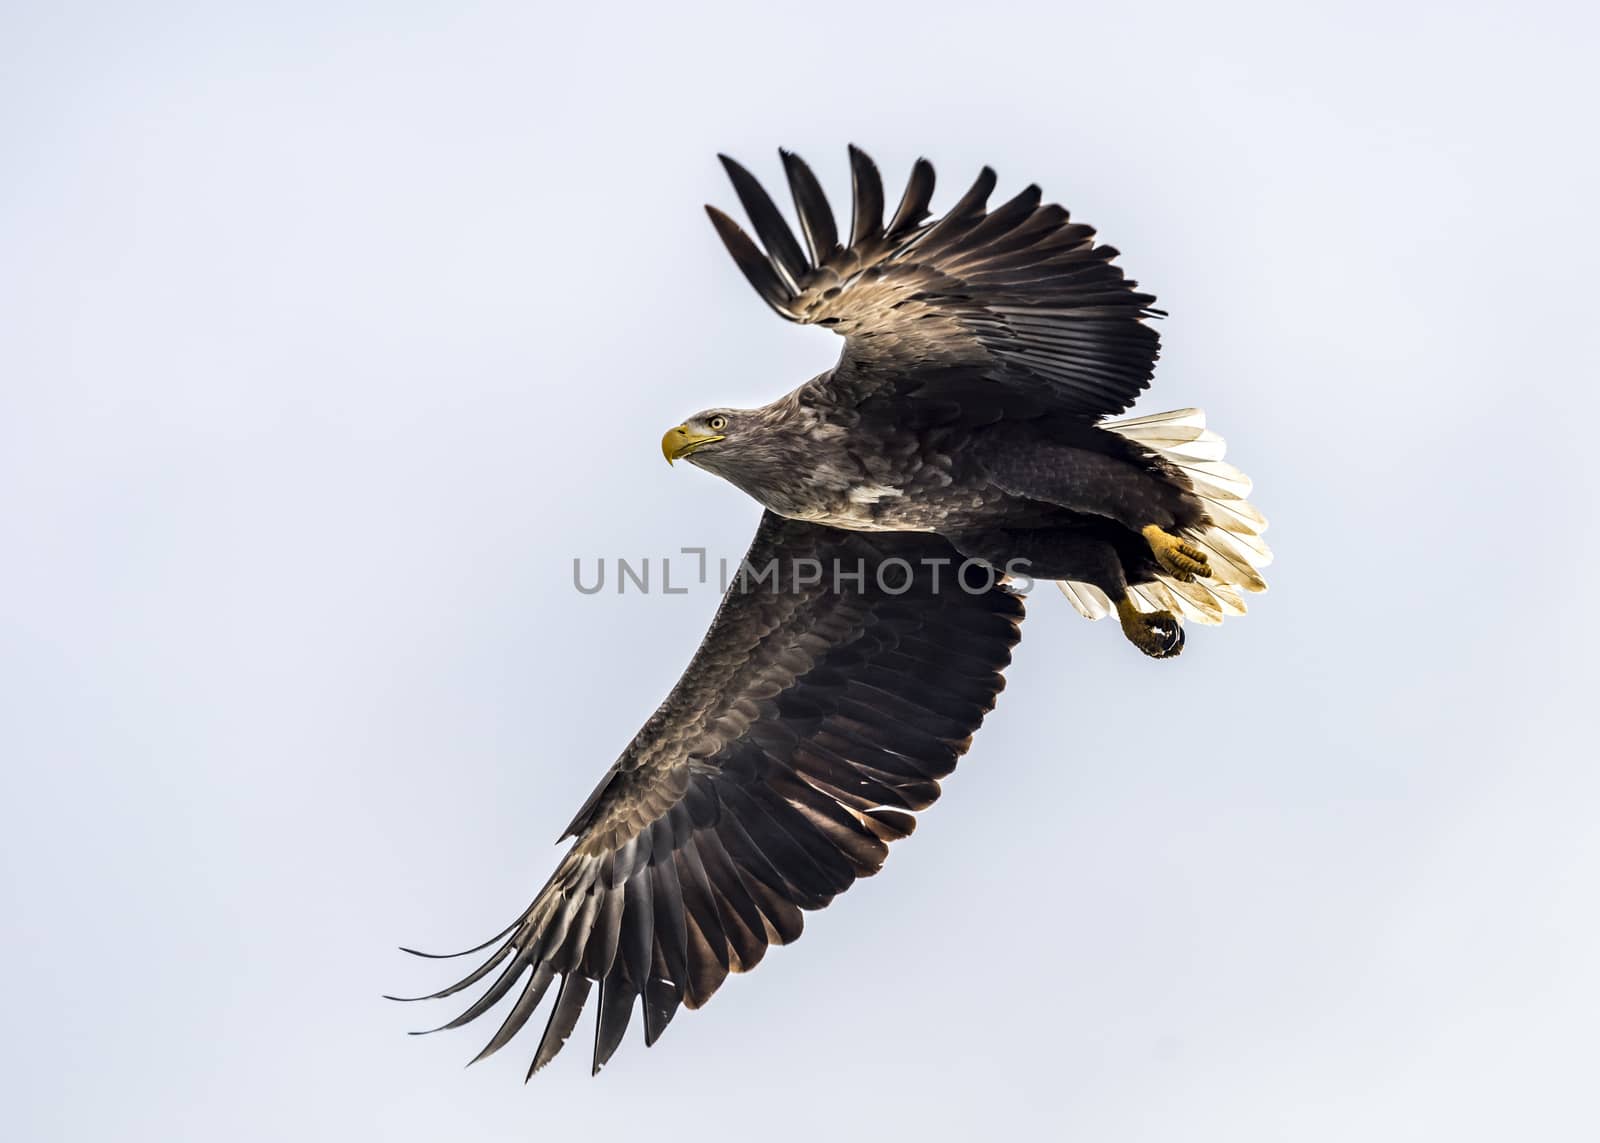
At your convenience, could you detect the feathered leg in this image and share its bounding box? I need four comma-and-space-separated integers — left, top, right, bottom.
980, 433, 1213, 592
949, 526, 1183, 659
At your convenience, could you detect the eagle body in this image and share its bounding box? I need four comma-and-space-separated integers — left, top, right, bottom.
685, 384, 1208, 596
400, 147, 1272, 1078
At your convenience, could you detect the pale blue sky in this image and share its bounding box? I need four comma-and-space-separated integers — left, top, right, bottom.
3, 2, 1597, 1139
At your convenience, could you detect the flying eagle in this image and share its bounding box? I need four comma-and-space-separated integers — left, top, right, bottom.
396, 147, 1270, 1076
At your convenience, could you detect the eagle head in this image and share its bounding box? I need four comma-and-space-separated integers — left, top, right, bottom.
660, 410, 738, 466
661, 397, 840, 519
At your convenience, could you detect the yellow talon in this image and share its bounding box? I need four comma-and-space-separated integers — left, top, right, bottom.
1141, 524, 1211, 582
1115, 596, 1185, 659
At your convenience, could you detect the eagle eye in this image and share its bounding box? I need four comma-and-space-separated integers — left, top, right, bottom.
708, 415, 728, 432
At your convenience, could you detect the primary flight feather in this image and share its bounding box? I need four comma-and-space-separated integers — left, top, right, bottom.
397, 146, 1270, 1076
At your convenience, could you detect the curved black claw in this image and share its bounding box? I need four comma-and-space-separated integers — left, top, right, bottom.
1148, 611, 1184, 657
1119, 607, 1185, 659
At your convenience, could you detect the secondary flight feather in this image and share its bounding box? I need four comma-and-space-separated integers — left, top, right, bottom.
396, 146, 1271, 1076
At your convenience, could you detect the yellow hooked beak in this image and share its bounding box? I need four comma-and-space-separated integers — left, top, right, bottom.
661, 424, 725, 465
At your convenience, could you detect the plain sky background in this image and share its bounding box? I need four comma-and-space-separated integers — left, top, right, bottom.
3, 1, 1598, 1139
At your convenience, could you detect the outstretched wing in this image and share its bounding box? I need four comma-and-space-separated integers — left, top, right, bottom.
398, 512, 1024, 1076
706, 146, 1162, 421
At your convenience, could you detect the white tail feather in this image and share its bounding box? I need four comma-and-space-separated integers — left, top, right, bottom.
1056, 579, 1113, 620
1058, 408, 1271, 628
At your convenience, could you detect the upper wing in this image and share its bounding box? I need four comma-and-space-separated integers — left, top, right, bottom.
398, 512, 1024, 1076
706, 146, 1163, 421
